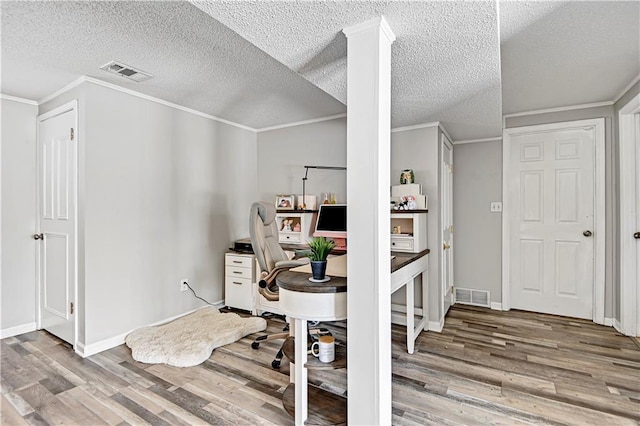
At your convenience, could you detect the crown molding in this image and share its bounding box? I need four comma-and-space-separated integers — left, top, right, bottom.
453, 136, 502, 145
256, 113, 347, 133
0, 94, 38, 106
343, 16, 396, 43
38, 76, 257, 132
390, 121, 440, 133
612, 74, 640, 105
503, 100, 614, 120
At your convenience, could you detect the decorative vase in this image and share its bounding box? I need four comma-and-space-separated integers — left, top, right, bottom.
310, 260, 327, 281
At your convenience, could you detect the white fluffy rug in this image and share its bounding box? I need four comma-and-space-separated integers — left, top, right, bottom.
125, 307, 266, 367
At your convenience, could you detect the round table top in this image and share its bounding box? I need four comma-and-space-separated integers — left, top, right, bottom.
276, 270, 347, 294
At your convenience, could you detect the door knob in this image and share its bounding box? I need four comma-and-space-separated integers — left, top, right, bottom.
443, 243, 451, 250
33, 233, 44, 240
583, 230, 592, 237
634, 232, 640, 239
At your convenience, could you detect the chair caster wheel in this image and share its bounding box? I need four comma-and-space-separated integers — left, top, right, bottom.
271, 360, 281, 369
251, 342, 260, 349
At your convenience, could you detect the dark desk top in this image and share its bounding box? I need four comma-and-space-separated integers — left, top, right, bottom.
276, 249, 429, 294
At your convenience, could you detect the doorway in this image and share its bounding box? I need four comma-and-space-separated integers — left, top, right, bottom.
502, 119, 605, 322
36, 100, 78, 346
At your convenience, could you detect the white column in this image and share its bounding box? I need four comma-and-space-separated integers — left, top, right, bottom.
343, 16, 395, 425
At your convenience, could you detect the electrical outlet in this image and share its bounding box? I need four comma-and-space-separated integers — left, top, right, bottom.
490, 201, 503, 212
180, 279, 188, 292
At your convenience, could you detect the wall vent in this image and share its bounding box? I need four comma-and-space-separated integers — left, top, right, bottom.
100, 61, 153, 82
454, 288, 490, 308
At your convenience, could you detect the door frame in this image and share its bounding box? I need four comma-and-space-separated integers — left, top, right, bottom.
619, 92, 640, 336
440, 131, 454, 319
36, 100, 79, 348
501, 118, 605, 324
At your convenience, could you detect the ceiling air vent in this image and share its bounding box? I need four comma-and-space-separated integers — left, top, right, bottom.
100, 61, 153, 82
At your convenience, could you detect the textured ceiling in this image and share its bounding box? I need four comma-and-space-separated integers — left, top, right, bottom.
0, 1, 345, 129
500, 1, 640, 114
193, 1, 503, 140
2, 1, 638, 139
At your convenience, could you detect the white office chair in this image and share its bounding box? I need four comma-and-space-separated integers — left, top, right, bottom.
248, 201, 328, 368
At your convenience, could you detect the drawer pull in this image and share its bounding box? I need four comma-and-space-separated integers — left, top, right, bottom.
233, 260, 242, 263
232, 281, 243, 285
233, 271, 242, 274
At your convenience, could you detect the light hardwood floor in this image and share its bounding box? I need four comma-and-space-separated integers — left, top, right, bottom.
2, 305, 639, 425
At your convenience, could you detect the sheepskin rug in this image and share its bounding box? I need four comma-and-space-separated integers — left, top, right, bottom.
125, 307, 266, 367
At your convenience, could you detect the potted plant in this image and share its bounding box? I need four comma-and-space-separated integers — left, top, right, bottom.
306, 237, 336, 281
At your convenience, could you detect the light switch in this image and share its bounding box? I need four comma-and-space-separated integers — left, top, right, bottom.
490, 201, 502, 212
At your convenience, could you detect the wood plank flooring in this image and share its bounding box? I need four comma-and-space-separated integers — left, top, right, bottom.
2, 305, 639, 425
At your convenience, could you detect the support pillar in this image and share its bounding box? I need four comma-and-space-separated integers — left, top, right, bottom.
343, 16, 395, 426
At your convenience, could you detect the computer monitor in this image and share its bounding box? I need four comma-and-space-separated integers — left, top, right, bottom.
314, 204, 347, 249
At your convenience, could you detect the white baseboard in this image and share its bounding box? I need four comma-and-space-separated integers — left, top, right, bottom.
613, 319, 624, 334
428, 317, 445, 333
0, 322, 37, 339
603, 317, 615, 327
490, 302, 503, 311
76, 306, 216, 358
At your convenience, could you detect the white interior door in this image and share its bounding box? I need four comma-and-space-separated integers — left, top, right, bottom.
635, 113, 640, 334
508, 125, 596, 319
37, 103, 77, 345
441, 135, 454, 313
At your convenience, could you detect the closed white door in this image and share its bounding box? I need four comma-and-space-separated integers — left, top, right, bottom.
635, 113, 640, 334
441, 135, 454, 312
37, 103, 77, 345
509, 125, 596, 319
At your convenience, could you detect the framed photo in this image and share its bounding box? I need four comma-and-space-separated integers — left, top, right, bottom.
275, 195, 295, 210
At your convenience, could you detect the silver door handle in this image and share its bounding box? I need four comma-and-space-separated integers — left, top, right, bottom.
33, 233, 44, 240
583, 230, 592, 237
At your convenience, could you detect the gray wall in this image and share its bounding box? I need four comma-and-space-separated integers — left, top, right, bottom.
38, 81, 258, 349
256, 118, 347, 205
1, 99, 38, 334
505, 105, 616, 318
613, 80, 640, 321
452, 140, 503, 303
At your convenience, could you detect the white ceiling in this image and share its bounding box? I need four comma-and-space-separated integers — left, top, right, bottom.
2, 1, 638, 140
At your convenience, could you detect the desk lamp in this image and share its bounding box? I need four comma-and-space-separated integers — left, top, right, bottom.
300, 165, 346, 210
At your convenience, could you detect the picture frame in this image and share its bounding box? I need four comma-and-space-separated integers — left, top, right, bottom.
275, 194, 295, 210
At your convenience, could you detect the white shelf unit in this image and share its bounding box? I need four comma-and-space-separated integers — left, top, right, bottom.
224, 252, 255, 311
390, 211, 428, 253
275, 211, 317, 245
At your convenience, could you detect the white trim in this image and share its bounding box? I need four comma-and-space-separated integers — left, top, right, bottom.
428, 318, 445, 333
618, 92, 640, 337
613, 319, 624, 335
0, 322, 37, 339
0, 94, 38, 106
603, 317, 615, 327
343, 16, 396, 42
38, 77, 86, 105
503, 101, 614, 121
453, 136, 502, 145
490, 302, 503, 311
38, 76, 257, 133
391, 121, 439, 133
75, 304, 222, 357
502, 118, 606, 324
256, 113, 346, 133
613, 74, 640, 104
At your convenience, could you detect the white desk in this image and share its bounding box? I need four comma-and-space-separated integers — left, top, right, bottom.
277, 249, 429, 425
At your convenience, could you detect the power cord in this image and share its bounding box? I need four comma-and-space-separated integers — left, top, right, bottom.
183, 281, 213, 305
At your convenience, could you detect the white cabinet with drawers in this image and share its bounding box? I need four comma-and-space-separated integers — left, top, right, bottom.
224, 252, 255, 311
275, 211, 317, 245
390, 211, 428, 253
